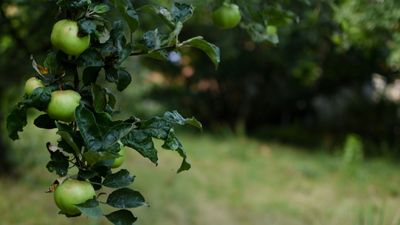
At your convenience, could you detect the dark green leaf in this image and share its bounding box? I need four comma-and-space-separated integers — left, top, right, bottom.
106, 210, 137, 225
44, 51, 61, 76
6, 87, 52, 140
92, 84, 107, 113
107, 188, 146, 208
116, 69, 132, 91
56, 122, 81, 155
76, 104, 134, 152
46, 150, 69, 176
82, 67, 101, 86
180, 36, 220, 69
162, 128, 190, 173
34, 114, 56, 129
241, 22, 279, 44
121, 130, 158, 164
105, 67, 132, 91
78, 48, 105, 69
78, 169, 97, 180
141, 29, 162, 51
90, 175, 103, 190
92, 3, 110, 14
6, 106, 27, 140
171, 3, 193, 24
75, 198, 102, 218
137, 5, 174, 29
79, 19, 97, 35
103, 169, 135, 188
57, 0, 90, 9
110, 0, 139, 32
136, 111, 201, 172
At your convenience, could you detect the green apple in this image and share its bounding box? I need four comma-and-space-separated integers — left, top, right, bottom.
112, 145, 126, 168
54, 179, 96, 216
212, 3, 242, 29
51, 19, 90, 56
24, 77, 44, 95
47, 90, 81, 122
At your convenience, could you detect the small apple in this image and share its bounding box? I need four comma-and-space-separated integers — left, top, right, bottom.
51, 19, 90, 56
112, 145, 126, 168
47, 90, 81, 122
54, 179, 96, 216
24, 77, 44, 95
212, 3, 242, 29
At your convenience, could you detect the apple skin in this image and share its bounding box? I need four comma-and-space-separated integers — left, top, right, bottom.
24, 77, 44, 95
51, 19, 90, 56
54, 179, 96, 216
112, 146, 126, 168
212, 3, 242, 29
47, 90, 81, 122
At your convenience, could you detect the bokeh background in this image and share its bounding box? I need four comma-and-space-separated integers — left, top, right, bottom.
1, 0, 400, 224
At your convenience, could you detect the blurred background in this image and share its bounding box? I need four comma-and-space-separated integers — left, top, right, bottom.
1, 0, 400, 224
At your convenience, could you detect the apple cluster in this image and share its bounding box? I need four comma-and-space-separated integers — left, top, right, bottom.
24, 19, 126, 216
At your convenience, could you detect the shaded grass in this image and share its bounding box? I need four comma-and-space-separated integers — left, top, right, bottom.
1, 124, 400, 225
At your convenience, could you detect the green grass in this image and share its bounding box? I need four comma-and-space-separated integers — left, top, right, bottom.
1, 124, 400, 225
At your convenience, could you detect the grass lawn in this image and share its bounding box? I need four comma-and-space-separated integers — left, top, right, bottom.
1, 124, 400, 225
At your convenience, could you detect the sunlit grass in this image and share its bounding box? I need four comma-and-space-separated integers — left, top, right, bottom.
1, 124, 400, 225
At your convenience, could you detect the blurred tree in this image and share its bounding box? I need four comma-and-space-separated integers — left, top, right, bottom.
141, 0, 400, 153
0, 0, 56, 173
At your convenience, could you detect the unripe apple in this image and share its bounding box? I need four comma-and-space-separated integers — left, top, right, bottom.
54, 179, 96, 216
212, 3, 242, 29
112, 146, 126, 168
24, 77, 44, 95
47, 90, 81, 122
51, 19, 90, 56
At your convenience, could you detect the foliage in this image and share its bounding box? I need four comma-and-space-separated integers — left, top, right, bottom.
5, 1, 217, 224
140, 0, 400, 153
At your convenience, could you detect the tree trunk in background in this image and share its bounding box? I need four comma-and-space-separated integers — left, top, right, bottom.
0, 97, 12, 174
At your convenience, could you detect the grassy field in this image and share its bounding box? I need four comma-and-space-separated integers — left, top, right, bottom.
1, 123, 400, 225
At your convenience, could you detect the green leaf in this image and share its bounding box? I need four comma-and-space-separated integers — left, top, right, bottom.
128, 111, 201, 172
78, 169, 97, 180
107, 188, 146, 208
83, 151, 119, 166
164, 111, 203, 130
105, 67, 132, 91
180, 36, 220, 69
34, 114, 56, 129
106, 210, 137, 225
116, 69, 132, 91
82, 67, 101, 86
28, 87, 52, 111
137, 5, 175, 29
92, 3, 110, 14
141, 29, 162, 51
92, 84, 107, 113
103, 169, 135, 188
7, 106, 27, 140
171, 3, 193, 24
56, 0, 90, 9
56, 123, 81, 155
75, 198, 103, 218
79, 19, 97, 35
44, 51, 62, 76
78, 48, 105, 69
110, 0, 139, 32
76, 104, 134, 152
241, 22, 279, 44
121, 130, 158, 164
162, 128, 190, 173
46, 150, 69, 176
6, 87, 52, 140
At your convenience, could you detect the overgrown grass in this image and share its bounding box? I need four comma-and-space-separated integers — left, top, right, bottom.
1, 123, 400, 225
